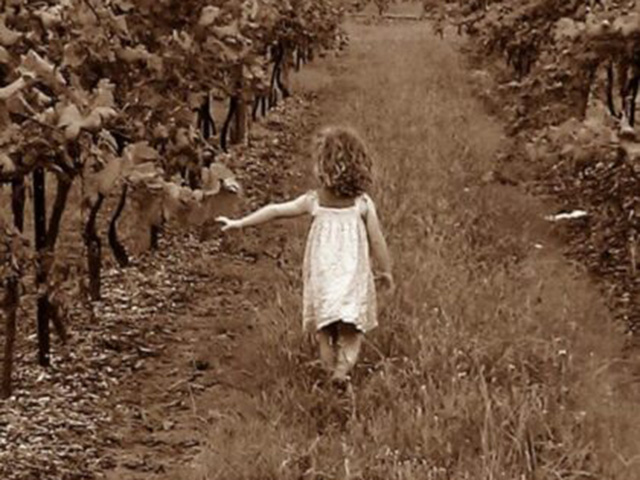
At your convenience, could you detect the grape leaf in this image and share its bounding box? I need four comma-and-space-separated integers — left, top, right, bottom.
124, 142, 160, 165
555, 18, 583, 41
35, 5, 65, 29
613, 12, 640, 38
0, 152, 15, 173
57, 103, 84, 140
0, 15, 21, 47
96, 155, 123, 196
199, 6, 222, 27
0, 45, 10, 64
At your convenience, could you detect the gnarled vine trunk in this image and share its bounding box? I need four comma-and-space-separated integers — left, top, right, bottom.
150, 223, 161, 250
230, 64, 248, 146
1, 276, 18, 399
33, 169, 73, 367
33, 167, 51, 367
221, 96, 238, 152
198, 91, 216, 139
11, 176, 25, 231
109, 184, 129, 268
1, 177, 25, 398
84, 194, 104, 301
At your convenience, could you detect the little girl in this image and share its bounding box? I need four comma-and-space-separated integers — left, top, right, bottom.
217, 126, 393, 383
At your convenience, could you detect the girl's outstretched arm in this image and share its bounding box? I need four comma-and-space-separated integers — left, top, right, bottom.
363, 196, 394, 289
217, 192, 313, 231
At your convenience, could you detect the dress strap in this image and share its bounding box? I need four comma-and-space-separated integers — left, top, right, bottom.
308, 190, 320, 216
310, 190, 370, 216
357, 193, 371, 218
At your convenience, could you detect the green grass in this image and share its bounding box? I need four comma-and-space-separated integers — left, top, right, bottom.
198, 22, 640, 480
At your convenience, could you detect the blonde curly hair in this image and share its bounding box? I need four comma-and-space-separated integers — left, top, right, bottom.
312, 126, 373, 198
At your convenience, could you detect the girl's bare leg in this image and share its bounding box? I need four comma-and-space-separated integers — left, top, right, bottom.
316, 324, 338, 373
333, 322, 363, 381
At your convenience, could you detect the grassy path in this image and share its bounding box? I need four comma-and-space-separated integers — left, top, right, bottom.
108, 22, 640, 480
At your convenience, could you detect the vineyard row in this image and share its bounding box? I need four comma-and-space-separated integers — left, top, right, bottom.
0, 0, 346, 398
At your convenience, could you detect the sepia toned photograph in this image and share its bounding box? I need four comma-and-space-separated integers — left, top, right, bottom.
1, 1, 640, 478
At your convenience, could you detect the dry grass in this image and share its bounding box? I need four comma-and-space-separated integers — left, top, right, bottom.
198, 23, 640, 480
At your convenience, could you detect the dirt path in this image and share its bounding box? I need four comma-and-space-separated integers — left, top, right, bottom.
99, 93, 323, 479
102, 21, 640, 480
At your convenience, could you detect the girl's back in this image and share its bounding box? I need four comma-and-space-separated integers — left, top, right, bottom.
303, 190, 377, 334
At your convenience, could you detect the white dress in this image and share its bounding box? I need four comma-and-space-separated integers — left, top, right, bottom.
302, 191, 377, 333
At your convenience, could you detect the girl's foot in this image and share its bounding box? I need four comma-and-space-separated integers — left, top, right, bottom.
331, 376, 355, 426
330, 375, 349, 392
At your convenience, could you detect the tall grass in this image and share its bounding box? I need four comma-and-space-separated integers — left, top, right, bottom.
199, 23, 640, 480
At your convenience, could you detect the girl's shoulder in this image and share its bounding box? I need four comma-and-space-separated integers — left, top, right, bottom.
302, 190, 320, 214
357, 192, 375, 214
306, 189, 375, 217
304, 189, 319, 206
359, 192, 374, 204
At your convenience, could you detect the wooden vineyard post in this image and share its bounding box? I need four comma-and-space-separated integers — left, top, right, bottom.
33, 167, 51, 367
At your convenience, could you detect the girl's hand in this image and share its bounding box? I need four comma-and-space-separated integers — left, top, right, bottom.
376, 272, 396, 294
216, 216, 242, 232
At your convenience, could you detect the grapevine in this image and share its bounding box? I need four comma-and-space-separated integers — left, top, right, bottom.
446, 0, 640, 332
0, 0, 344, 393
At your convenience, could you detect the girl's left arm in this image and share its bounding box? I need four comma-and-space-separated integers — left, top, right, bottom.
217, 193, 313, 231
363, 196, 393, 282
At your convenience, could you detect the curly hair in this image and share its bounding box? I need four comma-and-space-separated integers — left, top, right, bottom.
312, 126, 373, 198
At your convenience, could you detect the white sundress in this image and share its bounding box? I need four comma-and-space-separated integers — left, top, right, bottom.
302, 191, 377, 334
